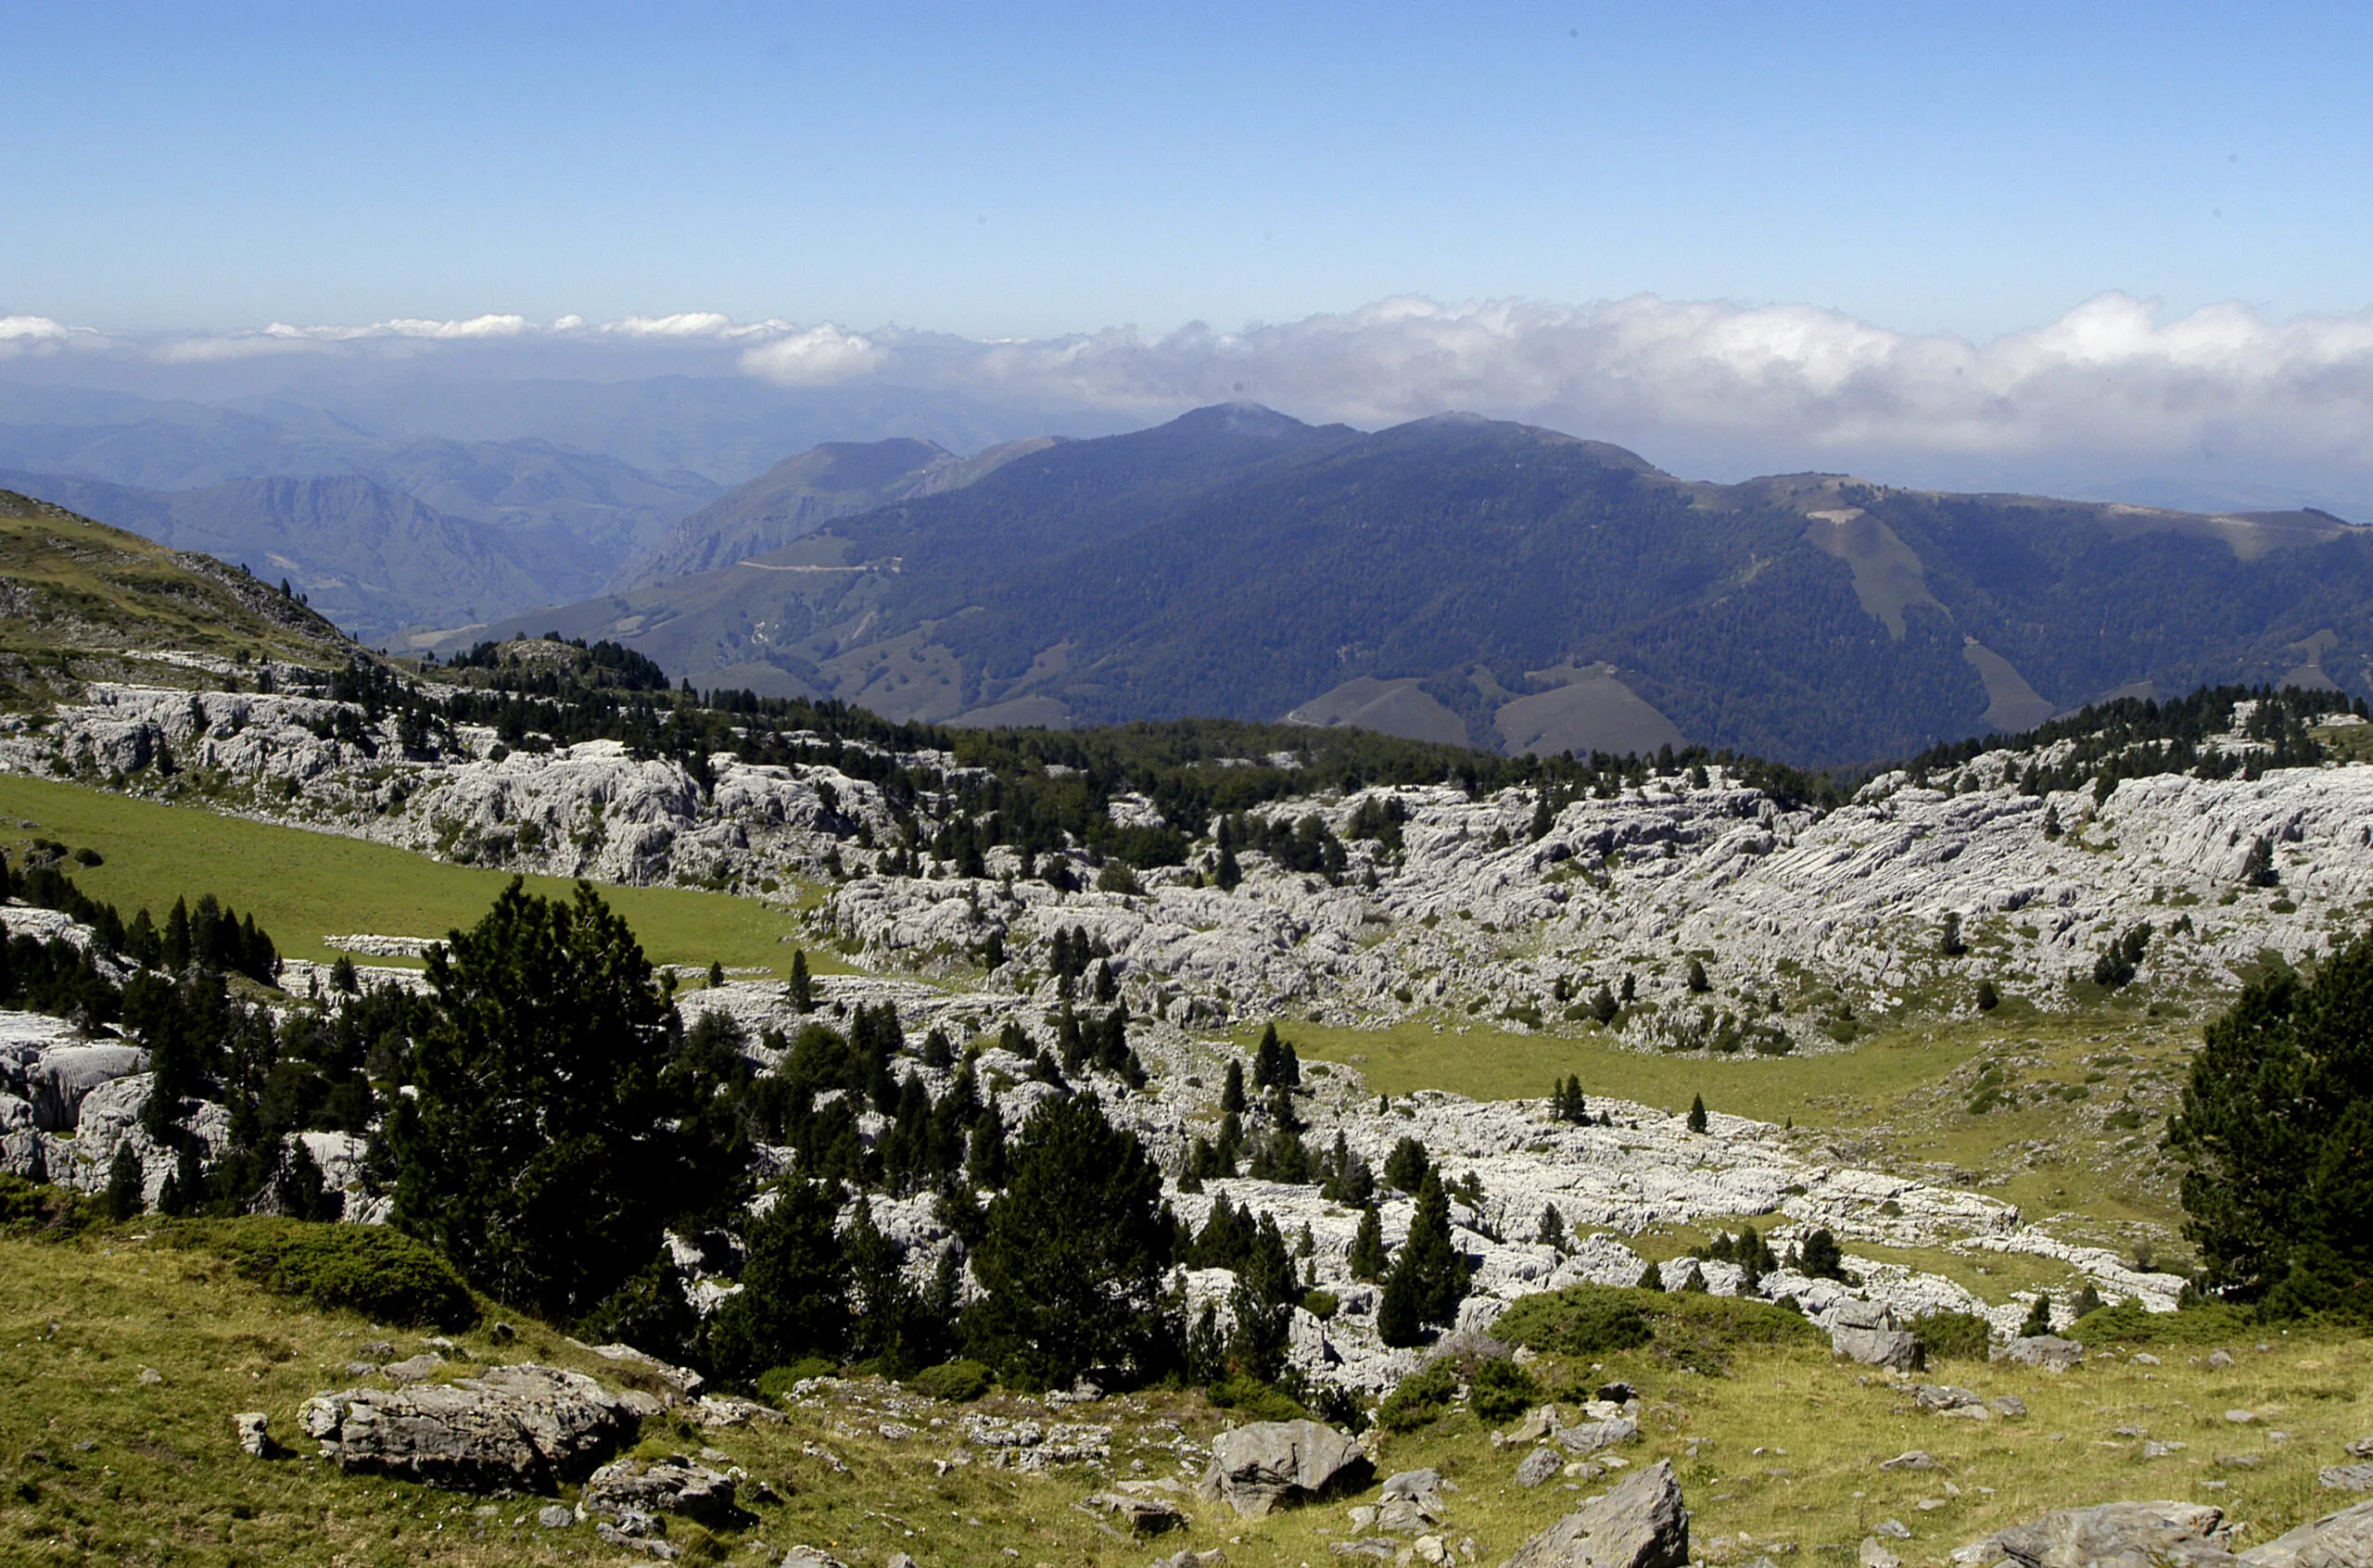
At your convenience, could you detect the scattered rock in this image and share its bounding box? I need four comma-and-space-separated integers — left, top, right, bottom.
2227, 1410, 2258, 1425
1555, 1419, 1639, 1456
233, 1412, 271, 1459
137, 1367, 162, 1385
1084, 1491, 1186, 1535
2241, 1498, 2373, 1568
297, 1363, 641, 1493
382, 1354, 447, 1385
579, 1454, 751, 1529
1151, 1550, 1227, 1568
1518, 1448, 1566, 1488
1875, 1521, 1911, 1540
1860, 1539, 1902, 1568
1497, 1406, 1562, 1448
780, 1549, 849, 1568
1380, 1469, 1451, 1532
1334, 1545, 1396, 1562
2207, 1351, 2236, 1369
1992, 1336, 2084, 1372
1504, 1457, 1689, 1568
1915, 1386, 1987, 1415
2144, 1442, 2188, 1460
2132, 1353, 2161, 1366
1199, 1421, 1372, 1519
536, 1504, 573, 1528
1830, 1303, 1920, 1372
2318, 1467, 2373, 1493
2349, 1438, 2373, 1461
1881, 1452, 1938, 1472
1990, 1397, 2028, 1419
1961, 1500, 2236, 1568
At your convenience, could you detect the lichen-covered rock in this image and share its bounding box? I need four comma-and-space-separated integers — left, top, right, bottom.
297, 1363, 640, 1493
1199, 1421, 1371, 1518
1993, 1335, 2085, 1372
2241, 1499, 2373, 1568
1958, 1501, 2237, 1568
1504, 1457, 1689, 1568
579, 1455, 750, 1529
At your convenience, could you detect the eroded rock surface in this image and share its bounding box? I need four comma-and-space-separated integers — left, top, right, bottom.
297, 1363, 640, 1493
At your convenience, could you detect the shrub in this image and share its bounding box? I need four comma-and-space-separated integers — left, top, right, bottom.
1643, 1291, 1821, 1374
0, 1174, 91, 1235
756, 1358, 840, 1400
2066, 1300, 2252, 1347
904, 1359, 994, 1403
182, 1218, 477, 1330
1206, 1375, 1306, 1422
1469, 1357, 1542, 1424
1494, 1283, 1655, 1356
1377, 1359, 1460, 1432
1301, 1288, 1340, 1321
1910, 1309, 1992, 1362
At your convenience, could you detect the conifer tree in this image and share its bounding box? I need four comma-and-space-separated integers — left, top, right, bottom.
1637, 1260, 1665, 1291
164, 896, 192, 972
1687, 1094, 1708, 1133
1686, 958, 1711, 993
706, 1179, 850, 1383
967, 1105, 1009, 1189
1349, 1204, 1390, 1282
1221, 1059, 1247, 1115
2020, 1292, 2053, 1337
1227, 1213, 1298, 1383
789, 948, 814, 1014
1535, 1204, 1565, 1249
1798, 1226, 1846, 1281
1591, 984, 1618, 1025
964, 1094, 1178, 1389
102, 1144, 143, 1220
1377, 1169, 1466, 1347
1383, 1135, 1429, 1195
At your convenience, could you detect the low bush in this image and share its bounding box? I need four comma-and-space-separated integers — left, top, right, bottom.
2067, 1299, 2252, 1347
1301, 1288, 1340, 1321
1469, 1357, 1542, 1424
1206, 1375, 1307, 1422
756, 1358, 840, 1400
1910, 1309, 1993, 1363
904, 1359, 994, 1403
178, 1218, 477, 1330
1493, 1284, 1656, 1356
0, 1174, 93, 1236
1377, 1359, 1460, 1432
1645, 1291, 1823, 1374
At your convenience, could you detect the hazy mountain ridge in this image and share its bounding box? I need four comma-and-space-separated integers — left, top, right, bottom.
438, 404, 2373, 766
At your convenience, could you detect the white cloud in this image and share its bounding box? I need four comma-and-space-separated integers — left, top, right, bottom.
739, 322, 884, 385
603, 311, 792, 339
0, 315, 83, 358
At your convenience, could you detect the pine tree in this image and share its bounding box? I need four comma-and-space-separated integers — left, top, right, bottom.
963, 1094, 1179, 1389
1590, 984, 1618, 1025
387, 879, 726, 1321
102, 1144, 144, 1220
164, 896, 192, 972
967, 1105, 1009, 1189
1637, 1260, 1665, 1291
1686, 958, 1711, 993
790, 948, 814, 1014
1253, 1023, 1284, 1088
706, 1179, 851, 1384
1798, 1226, 1846, 1281
1383, 1135, 1429, 1194
2072, 1282, 2104, 1320
707, 960, 726, 988
1687, 1094, 1708, 1133
1534, 1205, 1565, 1249
1214, 845, 1242, 891
1377, 1169, 1466, 1347
1349, 1205, 1390, 1282
2020, 1292, 2053, 1337
1221, 1059, 1247, 1115
1227, 1213, 1298, 1383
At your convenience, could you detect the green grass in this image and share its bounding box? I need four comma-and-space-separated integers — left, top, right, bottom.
3, 1215, 2367, 1568
0, 774, 839, 980
1272, 1017, 1988, 1128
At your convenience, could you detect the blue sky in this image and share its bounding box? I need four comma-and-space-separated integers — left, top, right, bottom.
9, 1, 2372, 339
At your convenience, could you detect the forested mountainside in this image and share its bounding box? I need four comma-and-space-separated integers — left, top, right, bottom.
441, 404, 2373, 767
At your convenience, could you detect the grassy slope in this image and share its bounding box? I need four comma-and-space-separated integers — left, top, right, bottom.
0, 492, 354, 689
2, 1226, 2366, 1568
0, 774, 840, 980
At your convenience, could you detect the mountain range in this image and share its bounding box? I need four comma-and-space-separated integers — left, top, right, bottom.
426, 403, 2373, 766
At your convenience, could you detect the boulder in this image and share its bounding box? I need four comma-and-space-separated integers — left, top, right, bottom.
1517, 1448, 1565, 1488
579, 1454, 751, 1529
780, 1550, 850, 1568
1915, 1385, 1987, 1414
1555, 1418, 1639, 1456
1083, 1491, 1186, 1535
297, 1363, 640, 1493
1504, 1457, 1689, 1568
1829, 1304, 1919, 1371
1380, 1468, 1450, 1532
2240, 1499, 2373, 1568
234, 1411, 271, 1458
26, 1044, 149, 1132
1992, 1336, 2085, 1372
1199, 1420, 1371, 1519
2318, 1467, 2373, 1493
1861, 1539, 1903, 1568
1961, 1501, 2238, 1568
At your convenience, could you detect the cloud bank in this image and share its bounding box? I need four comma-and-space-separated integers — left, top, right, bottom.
11, 293, 2373, 499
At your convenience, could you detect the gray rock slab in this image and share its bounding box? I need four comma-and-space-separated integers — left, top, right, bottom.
1503, 1457, 1688, 1568
297, 1363, 639, 1494
1199, 1421, 1371, 1519
2240, 1499, 2373, 1568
